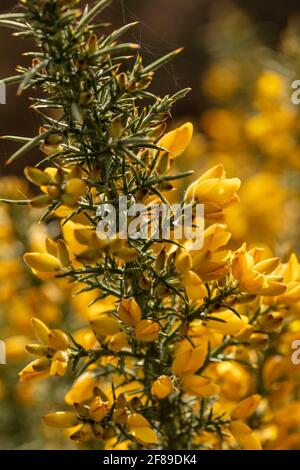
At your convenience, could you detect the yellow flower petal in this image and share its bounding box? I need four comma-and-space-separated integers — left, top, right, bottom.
127, 413, 158, 445
43, 411, 78, 428
24, 252, 61, 272
158, 122, 193, 159
231, 394, 261, 420
230, 421, 262, 450
182, 375, 220, 397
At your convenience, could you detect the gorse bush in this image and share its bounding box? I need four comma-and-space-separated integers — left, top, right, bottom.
1, 0, 300, 450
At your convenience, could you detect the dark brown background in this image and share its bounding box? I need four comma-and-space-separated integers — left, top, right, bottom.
1, 0, 300, 174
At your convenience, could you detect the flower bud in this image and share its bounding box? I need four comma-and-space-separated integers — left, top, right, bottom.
43, 411, 78, 428
25, 343, 48, 356
45, 133, 63, 145
109, 119, 123, 140
24, 166, 53, 186
24, 252, 61, 272
151, 375, 173, 399
107, 331, 128, 351
64, 178, 87, 201
48, 329, 69, 351
138, 274, 151, 291
79, 91, 94, 107
30, 195, 52, 208
116, 72, 128, 91
87, 34, 98, 54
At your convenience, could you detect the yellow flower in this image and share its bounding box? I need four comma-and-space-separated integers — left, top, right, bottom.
19, 359, 51, 382
118, 298, 142, 326
175, 249, 193, 274
182, 375, 220, 397
185, 164, 240, 219
24, 166, 53, 186
31, 317, 50, 345
188, 224, 231, 281
23, 252, 61, 272
90, 314, 122, 337
272, 254, 300, 304
43, 411, 79, 428
50, 350, 69, 376
172, 340, 207, 376
23, 236, 71, 278
108, 332, 129, 352
151, 376, 173, 399
89, 396, 109, 422
182, 270, 207, 301
158, 122, 193, 160
21, 318, 70, 379
48, 329, 69, 350
232, 244, 286, 296
230, 421, 262, 450
134, 320, 160, 342
231, 394, 261, 420
32, 318, 69, 353
65, 371, 99, 405
127, 413, 158, 445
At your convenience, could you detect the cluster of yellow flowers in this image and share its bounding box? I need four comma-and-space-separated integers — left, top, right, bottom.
1, 0, 300, 450
16, 121, 300, 449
